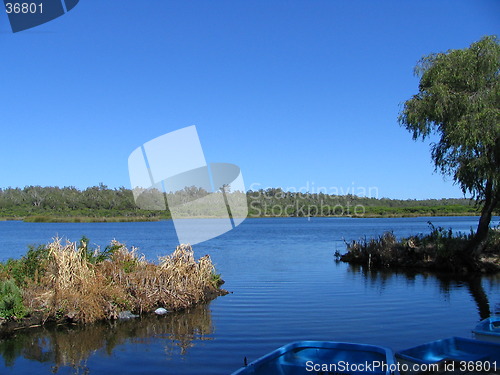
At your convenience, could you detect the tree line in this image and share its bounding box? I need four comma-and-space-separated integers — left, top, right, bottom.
0, 184, 481, 220
247, 188, 478, 217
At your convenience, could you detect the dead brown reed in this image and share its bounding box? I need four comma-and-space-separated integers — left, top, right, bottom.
22, 238, 225, 325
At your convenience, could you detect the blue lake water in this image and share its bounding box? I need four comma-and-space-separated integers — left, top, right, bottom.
0, 216, 499, 374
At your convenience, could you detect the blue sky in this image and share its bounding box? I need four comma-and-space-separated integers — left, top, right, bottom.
0, 0, 498, 199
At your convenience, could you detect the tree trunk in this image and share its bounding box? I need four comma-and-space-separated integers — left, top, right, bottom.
470, 180, 498, 256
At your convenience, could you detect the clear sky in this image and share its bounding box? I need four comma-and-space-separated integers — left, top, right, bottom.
0, 0, 498, 199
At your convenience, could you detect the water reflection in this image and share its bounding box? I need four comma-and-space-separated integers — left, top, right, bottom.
345, 264, 497, 320
466, 277, 492, 320
0, 304, 213, 373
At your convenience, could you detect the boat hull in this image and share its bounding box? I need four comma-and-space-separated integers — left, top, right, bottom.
232, 341, 398, 375
473, 317, 500, 343
396, 337, 500, 365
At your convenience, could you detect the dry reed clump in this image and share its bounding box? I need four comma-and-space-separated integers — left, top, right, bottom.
25, 239, 224, 324
34, 238, 127, 324
103, 243, 219, 314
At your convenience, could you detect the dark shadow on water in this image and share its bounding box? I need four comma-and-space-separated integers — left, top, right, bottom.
345, 263, 499, 321
0, 303, 213, 372
465, 276, 492, 320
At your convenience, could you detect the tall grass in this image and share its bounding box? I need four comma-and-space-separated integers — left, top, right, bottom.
36, 238, 123, 323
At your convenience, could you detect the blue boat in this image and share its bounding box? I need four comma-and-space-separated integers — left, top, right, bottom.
396, 337, 500, 365
473, 316, 500, 343
232, 341, 398, 375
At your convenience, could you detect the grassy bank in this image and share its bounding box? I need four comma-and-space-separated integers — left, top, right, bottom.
22, 216, 162, 223
3, 209, 484, 223
0, 238, 226, 332
339, 224, 500, 274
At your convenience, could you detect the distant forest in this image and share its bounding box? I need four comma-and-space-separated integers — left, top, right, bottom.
0, 185, 486, 222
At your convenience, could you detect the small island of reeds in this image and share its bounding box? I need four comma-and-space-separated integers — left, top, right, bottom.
0, 238, 227, 335
339, 223, 500, 274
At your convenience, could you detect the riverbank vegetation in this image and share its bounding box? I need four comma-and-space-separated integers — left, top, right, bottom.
340, 224, 500, 274
0, 238, 226, 333
0, 185, 482, 222
247, 189, 479, 218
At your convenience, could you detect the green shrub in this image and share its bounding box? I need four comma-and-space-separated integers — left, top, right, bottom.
0, 245, 50, 286
20, 244, 50, 283
211, 272, 224, 288
0, 279, 26, 319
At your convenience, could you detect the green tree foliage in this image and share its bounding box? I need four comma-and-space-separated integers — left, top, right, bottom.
399, 35, 500, 253
0, 185, 480, 220
0, 185, 166, 219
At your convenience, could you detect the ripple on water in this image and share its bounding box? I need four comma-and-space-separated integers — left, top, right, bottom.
0, 217, 498, 374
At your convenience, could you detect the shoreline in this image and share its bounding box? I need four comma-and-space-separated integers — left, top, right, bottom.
0, 212, 486, 223
0, 289, 228, 338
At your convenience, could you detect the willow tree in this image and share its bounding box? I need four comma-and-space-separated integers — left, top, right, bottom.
399, 35, 500, 255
